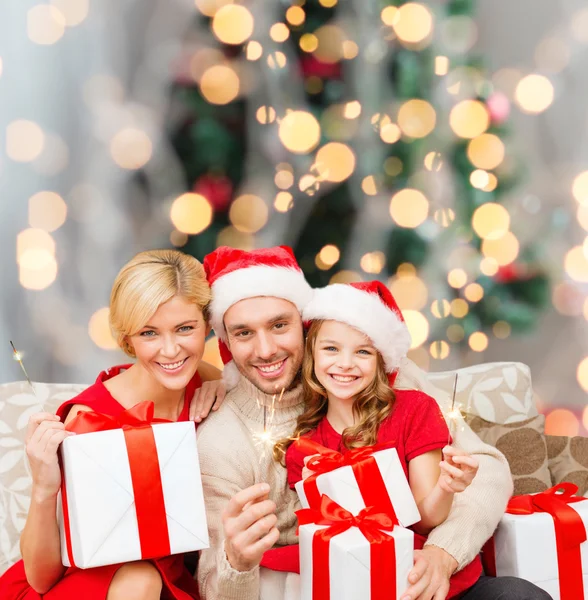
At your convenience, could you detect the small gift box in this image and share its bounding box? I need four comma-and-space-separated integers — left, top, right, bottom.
483, 484, 588, 600
294, 439, 420, 528
57, 402, 209, 569
298, 495, 414, 600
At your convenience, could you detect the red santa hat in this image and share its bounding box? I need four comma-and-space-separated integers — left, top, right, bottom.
204, 246, 313, 387
302, 280, 411, 383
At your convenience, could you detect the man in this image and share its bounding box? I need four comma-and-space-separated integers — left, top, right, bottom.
196, 245, 551, 600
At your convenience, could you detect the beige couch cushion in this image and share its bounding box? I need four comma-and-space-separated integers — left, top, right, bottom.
427, 362, 538, 424
0, 382, 86, 575
546, 435, 588, 495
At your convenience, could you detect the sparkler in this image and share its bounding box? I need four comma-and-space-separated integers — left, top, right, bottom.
253, 387, 285, 457
10, 341, 36, 396
446, 373, 461, 445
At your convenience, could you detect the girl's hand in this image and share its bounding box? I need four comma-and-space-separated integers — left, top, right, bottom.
301, 454, 320, 480
25, 412, 75, 500
189, 380, 227, 423
437, 446, 479, 494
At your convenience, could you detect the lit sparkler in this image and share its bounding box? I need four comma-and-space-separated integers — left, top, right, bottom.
253, 387, 285, 459
10, 341, 36, 396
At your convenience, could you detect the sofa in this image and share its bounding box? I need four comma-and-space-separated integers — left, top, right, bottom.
1, 361, 587, 576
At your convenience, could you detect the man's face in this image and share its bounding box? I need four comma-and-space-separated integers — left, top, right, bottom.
224, 297, 304, 395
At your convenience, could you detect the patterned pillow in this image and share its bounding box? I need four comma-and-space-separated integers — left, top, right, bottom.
427, 362, 537, 424
545, 435, 588, 497
466, 413, 552, 496
0, 381, 87, 575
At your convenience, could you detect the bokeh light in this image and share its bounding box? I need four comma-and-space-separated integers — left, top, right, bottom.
19, 256, 58, 291
170, 193, 213, 234
447, 324, 465, 342
7, 120, 45, 162
17, 229, 55, 269
314, 25, 346, 64
451, 299, 469, 318
286, 6, 305, 26
28, 192, 67, 232
464, 283, 484, 303
246, 41, 263, 61
493, 321, 511, 339
279, 111, 321, 154
329, 270, 363, 284
515, 74, 554, 114
447, 268, 467, 289
469, 332, 488, 352
212, 5, 254, 45
315, 143, 356, 182
393, 3, 433, 45
88, 308, 118, 350
362, 176, 378, 195
449, 100, 490, 139
389, 189, 429, 227
433, 208, 456, 227
572, 171, 588, 206
467, 134, 505, 170
564, 246, 588, 282
403, 310, 430, 349
194, 0, 232, 17
431, 299, 451, 318
110, 128, 152, 170
390, 273, 428, 310
472, 203, 510, 240
481, 232, 520, 266
430, 340, 450, 360
27, 5, 65, 45
274, 192, 293, 213
200, 64, 240, 105
270, 23, 289, 43
360, 252, 386, 274
317, 245, 340, 270
398, 99, 436, 138
229, 194, 269, 233
545, 409, 580, 436
50, 0, 89, 27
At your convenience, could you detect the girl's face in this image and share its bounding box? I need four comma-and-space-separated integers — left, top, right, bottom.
127, 295, 209, 392
313, 320, 378, 404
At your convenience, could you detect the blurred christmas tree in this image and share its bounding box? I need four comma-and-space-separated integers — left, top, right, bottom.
166, 0, 550, 357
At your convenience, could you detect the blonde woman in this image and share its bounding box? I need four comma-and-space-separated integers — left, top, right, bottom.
0, 249, 223, 600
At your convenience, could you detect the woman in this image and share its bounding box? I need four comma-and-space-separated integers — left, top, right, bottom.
0, 249, 223, 600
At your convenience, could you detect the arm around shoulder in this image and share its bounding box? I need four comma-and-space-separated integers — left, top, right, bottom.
424, 421, 513, 569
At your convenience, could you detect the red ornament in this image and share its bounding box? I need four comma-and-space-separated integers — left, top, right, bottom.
494, 263, 532, 283
486, 92, 510, 125
193, 173, 233, 212
300, 56, 342, 80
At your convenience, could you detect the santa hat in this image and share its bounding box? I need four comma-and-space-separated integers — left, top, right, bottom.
302, 281, 411, 384
204, 246, 313, 387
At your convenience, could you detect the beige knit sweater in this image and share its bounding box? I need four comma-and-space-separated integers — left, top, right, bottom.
196, 364, 513, 600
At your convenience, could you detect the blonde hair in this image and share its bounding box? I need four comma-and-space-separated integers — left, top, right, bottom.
274, 320, 395, 463
110, 249, 211, 357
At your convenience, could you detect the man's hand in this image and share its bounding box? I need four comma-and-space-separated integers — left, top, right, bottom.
222, 483, 280, 572
401, 545, 458, 600
189, 380, 226, 423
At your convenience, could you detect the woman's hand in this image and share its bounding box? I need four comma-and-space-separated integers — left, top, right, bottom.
437, 446, 479, 494
189, 380, 226, 423
25, 413, 75, 501
301, 454, 320, 480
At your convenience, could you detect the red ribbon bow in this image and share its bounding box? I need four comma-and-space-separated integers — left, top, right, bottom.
61, 401, 173, 566
295, 438, 398, 520
482, 484, 586, 600
297, 495, 398, 600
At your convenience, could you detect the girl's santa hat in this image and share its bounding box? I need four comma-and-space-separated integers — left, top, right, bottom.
302, 280, 411, 384
204, 246, 313, 387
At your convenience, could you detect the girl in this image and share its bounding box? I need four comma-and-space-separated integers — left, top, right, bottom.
277, 280, 482, 598
0, 249, 224, 600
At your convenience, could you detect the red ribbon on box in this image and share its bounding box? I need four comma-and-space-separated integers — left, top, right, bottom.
60, 401, 173, 567
295, 438, 398, 520
482, 483, 586, 600
297, 495, 399, 600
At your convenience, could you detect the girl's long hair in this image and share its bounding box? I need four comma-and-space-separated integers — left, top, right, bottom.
274, 320, 395, 464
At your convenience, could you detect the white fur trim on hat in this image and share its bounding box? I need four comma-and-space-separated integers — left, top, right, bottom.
221, 360, 241, 391
210, 265, 313, 340
303, 284, 412, 373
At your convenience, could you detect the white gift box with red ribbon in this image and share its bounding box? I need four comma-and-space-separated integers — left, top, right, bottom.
57, 403, 209, 568
294, 441, 420, 528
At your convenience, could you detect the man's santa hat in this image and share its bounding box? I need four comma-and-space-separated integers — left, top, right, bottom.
302, 280, 411, 385
204, 246, 313, 387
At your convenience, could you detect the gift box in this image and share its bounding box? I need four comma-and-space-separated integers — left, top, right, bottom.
298, 495, 414, 600
294, 440, 420, 528
484, 484, 588, 600
57, 402, 209, 569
